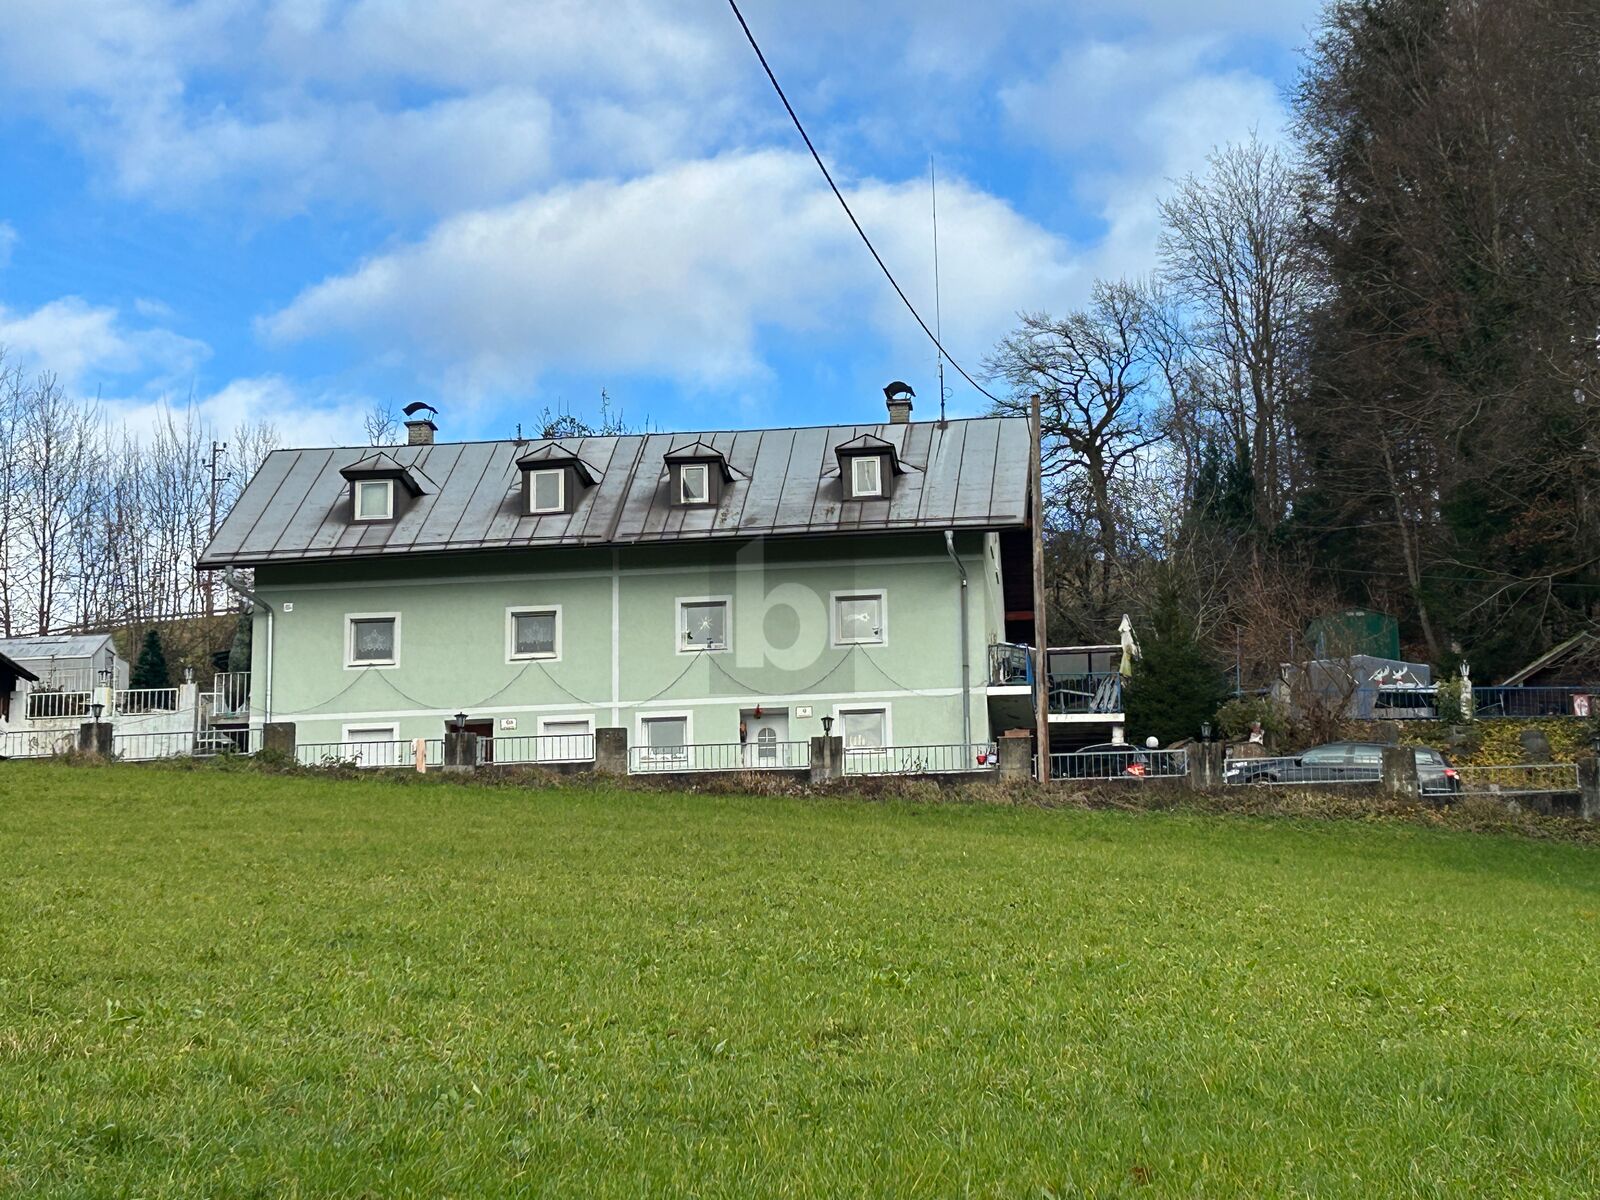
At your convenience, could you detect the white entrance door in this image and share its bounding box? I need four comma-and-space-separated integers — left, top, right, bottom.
743, 710, 790, 767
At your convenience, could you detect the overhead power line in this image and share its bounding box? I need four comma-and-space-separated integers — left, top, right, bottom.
724, 0, 1002, 406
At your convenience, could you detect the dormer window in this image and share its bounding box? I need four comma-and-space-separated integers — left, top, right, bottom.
679, 463, 709, 505
835, 433, 905, 502
516, 442, 600, 517
528, 468, 565, 514
663, 440, 735, 508
851, 455, 883, 498
339, 451, 432, 526
354, 478, 395, 521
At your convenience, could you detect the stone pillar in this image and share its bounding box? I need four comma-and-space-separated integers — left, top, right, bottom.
443, 730, 478, 772
1578, 757, 1600, 821
1187, 741, 1225, 789
809, 735, 845, 783
262, 722, 296, 758
77, 721, 113, 757
997, 731, 1034, 780
594, 727, 628, 776
1381, 744, 1420, 800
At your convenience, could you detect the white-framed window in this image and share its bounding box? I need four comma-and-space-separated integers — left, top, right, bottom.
677, 596, 730, 653
639, 713, 690, 760
345, 612, 400, 668
341, 723, 403, 767
835, 705, 889, 750
536, 714, 593, 762
353, 478, 394, 521
850, 455, 883, 497
506, 606, 561, 661
832, 590, 886, 646
527, 468, 565, 515
678, 463, 709, 505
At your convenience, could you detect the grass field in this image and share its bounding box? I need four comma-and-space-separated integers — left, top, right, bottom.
1, 763, 1599, 1197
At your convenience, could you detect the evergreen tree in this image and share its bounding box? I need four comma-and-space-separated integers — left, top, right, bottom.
1123, 581, 1229, 746
131, 628, 170, 690
226, 612, 252, 674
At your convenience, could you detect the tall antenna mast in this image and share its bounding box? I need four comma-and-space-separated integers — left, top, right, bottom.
930, 156, 949, 425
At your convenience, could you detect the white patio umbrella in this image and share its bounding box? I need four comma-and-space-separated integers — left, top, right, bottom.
1118, 614, 1140, 677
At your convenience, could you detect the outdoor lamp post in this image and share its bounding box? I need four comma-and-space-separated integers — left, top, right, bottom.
88, 702, 104, 722
453, 711, 468, 733
821, 715, 834, 736
1200, 721, 1213, 743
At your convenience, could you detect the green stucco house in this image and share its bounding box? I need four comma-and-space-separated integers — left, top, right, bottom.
198, 395, 1086, 768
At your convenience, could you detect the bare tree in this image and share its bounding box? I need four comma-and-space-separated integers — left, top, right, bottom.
364, 403, 399, 445
1159, 136, 1313, 533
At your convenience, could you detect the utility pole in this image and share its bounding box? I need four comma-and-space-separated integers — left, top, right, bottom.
207, 440, 228, 616
1031, 393, 1051, 783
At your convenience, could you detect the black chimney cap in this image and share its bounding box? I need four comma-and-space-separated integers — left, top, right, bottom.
403, 401, 438, 418
883, 381, 916, 401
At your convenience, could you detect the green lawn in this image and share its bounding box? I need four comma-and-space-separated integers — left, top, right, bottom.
2, 764, 1598, 1197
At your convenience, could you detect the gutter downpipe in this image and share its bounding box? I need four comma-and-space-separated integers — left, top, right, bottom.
223, 568, 273, 723
944, 530, 971, 750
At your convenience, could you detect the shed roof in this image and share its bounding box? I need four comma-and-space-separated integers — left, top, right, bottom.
198, 417, 1031, 568
0, 633, 117, 662
0, 650, 39, 683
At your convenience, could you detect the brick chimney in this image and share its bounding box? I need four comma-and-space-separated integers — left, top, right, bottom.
883, 381, 915, 424
403, 402, 438, 445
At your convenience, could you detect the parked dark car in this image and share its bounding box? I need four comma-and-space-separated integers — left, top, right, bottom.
1225, 742, 1459, 795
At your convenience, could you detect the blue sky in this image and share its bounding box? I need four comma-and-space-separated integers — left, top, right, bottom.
0, 0, 1319, 446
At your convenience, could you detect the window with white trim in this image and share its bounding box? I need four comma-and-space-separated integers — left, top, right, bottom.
508, 607, 559, 660
353, 478, 394, 521
343, 723, 402, 767
833, 592, 885, 645
346, 615, 398, 667
641, 715, 688, 757
528, 468, 564, 514
850, 455, 883, 497
839, 708, 887, 750
678, 463, 709, 505
678, 598, 728, 651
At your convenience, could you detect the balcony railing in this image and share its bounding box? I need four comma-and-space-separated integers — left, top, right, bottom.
988, 642, 1033, 686
112, 687, 180, 714
211, 672, 251, 716
1049, 672, 1123, 715
627, 741, 810, 774
25, 690, 93, 721
843, 743, 999, 775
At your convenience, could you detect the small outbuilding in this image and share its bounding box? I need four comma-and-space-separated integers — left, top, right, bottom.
0, 633, 129, 694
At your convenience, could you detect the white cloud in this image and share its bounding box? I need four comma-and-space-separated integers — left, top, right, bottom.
1002, 37, 1289, 282
0, 296, 207, 392
107, 374, 368, 449
262, 150, 1079, 393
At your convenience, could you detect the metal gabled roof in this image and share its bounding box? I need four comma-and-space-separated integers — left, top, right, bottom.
197, 416, 1031, 568
0, 633, 117, 662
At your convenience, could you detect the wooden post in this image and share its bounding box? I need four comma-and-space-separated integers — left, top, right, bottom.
1031, 393, 1050, 783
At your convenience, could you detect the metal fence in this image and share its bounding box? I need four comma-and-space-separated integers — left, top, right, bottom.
843, 743, 999, 776
1050, 747, 1188, 780
25, 690, 93, 721
988, 642, 1033, 686
1454, 763, 1580, 796
295, 738, 443, 769
484, 732, 595, 765
1223, 756, 1376, 786
112, 728, 264, 761
627, 741, 811, 774
1347, 685, 1598, 720
0, 727, 77, 759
